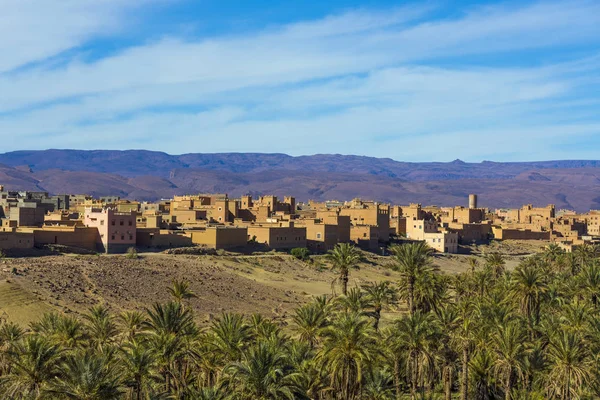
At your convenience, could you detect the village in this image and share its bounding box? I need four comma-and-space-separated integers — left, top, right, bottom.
0, 186, 595, 255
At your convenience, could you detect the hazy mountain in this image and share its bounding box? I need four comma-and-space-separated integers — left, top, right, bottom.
1, 150, 600, 211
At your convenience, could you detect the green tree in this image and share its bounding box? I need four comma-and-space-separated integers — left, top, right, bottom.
546, 331, 593, 400
318, 312, 377, 400
485, 252, 506, 278
362, 281, 397, 332
491, 322, 527, 400
46, 351, 123, 400
389, 242, 434, 316
119, 341, 156, 400
168, 279, 197, 306
510, 263, 548, 334
225, 341, 295, 399
292, 303, 328, 348
0, 335, 61, 399
326, 243, 363, 296
394, 311, 438, 399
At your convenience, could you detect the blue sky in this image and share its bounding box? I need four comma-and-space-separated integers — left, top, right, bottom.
1, 0, 599, 161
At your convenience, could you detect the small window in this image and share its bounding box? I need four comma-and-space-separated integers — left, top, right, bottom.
129, 235, 133, 240
316, 233, 322, 239
128, 221, 132, 226
218, 207, 222, 211
363, 233, 367, 238
120, 220, 124, 226
111, 235, 114, 240
121, 235, 125, 240
100, 220, 104, 225
111, 220, 115, 226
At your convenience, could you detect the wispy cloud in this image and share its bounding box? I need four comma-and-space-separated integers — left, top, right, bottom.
0, 0, 599, 161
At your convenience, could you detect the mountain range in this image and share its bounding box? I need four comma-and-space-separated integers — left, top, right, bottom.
1, 150, 600, 212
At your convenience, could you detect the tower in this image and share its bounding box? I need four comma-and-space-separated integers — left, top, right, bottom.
469, 194, 478, 209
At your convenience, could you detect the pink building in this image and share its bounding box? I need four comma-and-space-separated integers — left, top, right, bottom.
84, 207, 137, 253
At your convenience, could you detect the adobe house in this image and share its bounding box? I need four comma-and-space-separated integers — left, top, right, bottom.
84, 207, 137, 253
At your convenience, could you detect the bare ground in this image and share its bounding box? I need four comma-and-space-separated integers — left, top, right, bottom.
0, 240, 546, 326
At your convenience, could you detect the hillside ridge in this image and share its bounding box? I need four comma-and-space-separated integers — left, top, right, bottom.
0, 150, 599, 211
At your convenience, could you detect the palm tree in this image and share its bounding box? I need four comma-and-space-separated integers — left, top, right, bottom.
468, 257, 479, 273
510, 263, 548, 334
83, 305, 118, 350
546, 331, 593, 400
435, 306, 459, 400
54, 315, 86, 350
389, 242, 433, 316
0, 321, 25, 375
334, 287, 371, 315
0, 335, 61, 398
558, 252, 580, 276
362, 281, 397, 332
394, 311, 438, 399
485, 252, 506, 278
225, 341, 295, 399
187, 386, 228, 399
469, 350, 495, 400
168, 279, 197, 306
145, 302, 195, 336
46, 351, 123, 399
318, 311, 377, 400
578, 261, 600, 307
411, 271, 448, 315
453, 300, 475, 400
210, 313, 252, 364
544, 243, 564, 264
362, 368, 395, 400
118, 311, 147, 342
292, 303, 328, 348
326, 243, 362, 296
574, 243, 598, 268
119, 340, 156, 400
491, 322, 527, 400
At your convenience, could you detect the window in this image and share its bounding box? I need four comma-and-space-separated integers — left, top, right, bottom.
128, 221, 132, 226
316, 233, 322, 239
100, 220, 104, 226
120, 220, 124, 226
111, 220, 115, 226
129, 235, 133, 240
363, 233, 367, 238
121, 235, 125, 240
111, 235, 115, 240
218, 207, 222, 211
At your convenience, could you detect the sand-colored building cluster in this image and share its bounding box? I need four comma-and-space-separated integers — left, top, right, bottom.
0, 184, 599, 254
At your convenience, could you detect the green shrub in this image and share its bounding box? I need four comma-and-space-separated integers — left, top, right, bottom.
125, 247, 139, 259
290, 247, 310, 261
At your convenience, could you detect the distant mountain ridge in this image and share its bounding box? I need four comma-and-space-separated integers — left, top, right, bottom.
1, 149, 600, 211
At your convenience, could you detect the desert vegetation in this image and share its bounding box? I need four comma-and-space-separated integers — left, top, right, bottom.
0, 242, 599, 399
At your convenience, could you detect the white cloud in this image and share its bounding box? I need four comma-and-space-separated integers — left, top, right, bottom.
0, 0, 160, 73
0, 0, 599, 161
